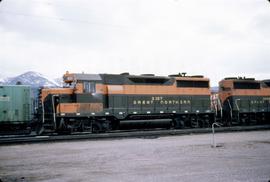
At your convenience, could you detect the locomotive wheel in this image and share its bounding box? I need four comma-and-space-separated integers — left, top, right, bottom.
240, 118, 248, 126
190, 116, 198, 128
92, 122, 102, 133
202, 119, 210, 128
258, 113, 266, 124
79, 122, 85, 132
175, 118, 185, 129
202, 115, 210, 128
102, 120, 113, 131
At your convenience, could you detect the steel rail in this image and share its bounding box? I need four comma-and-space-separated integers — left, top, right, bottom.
0, 125, 270, 146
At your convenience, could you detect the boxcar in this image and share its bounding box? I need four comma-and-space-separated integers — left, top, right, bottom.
0, 85, 32, 133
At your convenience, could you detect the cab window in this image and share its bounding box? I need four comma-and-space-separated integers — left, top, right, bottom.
83, 82, 96, 93
220, 86, 231, 91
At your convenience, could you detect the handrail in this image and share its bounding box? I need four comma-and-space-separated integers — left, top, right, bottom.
213, 99, 218, 116
235, 99, 240, 111
51, 95, 59, 130
42, 101, 45, 124
217, 98, 223, 118
227, 100, 232, 119
235, 99, 240, 122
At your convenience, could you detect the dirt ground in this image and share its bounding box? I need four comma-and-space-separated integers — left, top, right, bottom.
0, 130, 270, 182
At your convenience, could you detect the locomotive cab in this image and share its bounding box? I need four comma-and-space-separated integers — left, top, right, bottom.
38, 72, 105, 133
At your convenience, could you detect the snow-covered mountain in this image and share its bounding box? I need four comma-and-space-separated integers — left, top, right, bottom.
0, 74, 6, 84
54, 77, 64, 87
0, 78, 5, 84
1, 71, 60, 87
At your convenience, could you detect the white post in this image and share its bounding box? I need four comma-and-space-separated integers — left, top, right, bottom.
212, 122, 222, 148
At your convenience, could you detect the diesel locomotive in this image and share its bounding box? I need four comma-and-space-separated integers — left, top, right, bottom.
1, 72, 270, 134
217, 77, 270, 126
38, 72, 214, 133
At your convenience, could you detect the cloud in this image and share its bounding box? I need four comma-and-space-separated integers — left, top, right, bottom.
0, 0, 270, 85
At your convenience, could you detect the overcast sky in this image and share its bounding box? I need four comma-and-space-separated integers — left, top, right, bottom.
1, 0, 270, 85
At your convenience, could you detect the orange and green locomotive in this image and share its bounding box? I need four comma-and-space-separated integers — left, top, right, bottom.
217, 77, 270, 125
38, 72, 214, 133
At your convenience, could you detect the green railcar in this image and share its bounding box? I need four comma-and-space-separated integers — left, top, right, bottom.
0, 85, 32, 132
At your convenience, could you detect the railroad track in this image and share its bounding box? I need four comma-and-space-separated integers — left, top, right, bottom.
0, 125, 270, 145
